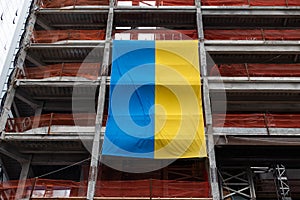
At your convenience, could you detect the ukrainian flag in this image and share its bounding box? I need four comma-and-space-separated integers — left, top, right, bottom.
102, 40, 206, 159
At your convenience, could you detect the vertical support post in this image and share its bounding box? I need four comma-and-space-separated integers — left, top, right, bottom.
86, 77, 106, 200
86, 2, 114, 198
15, 155, 32, 200
32, 103, 43, 129
247, 167, 256, 200
273, 164, 292, 200
195, 0, 220, 199
196, 0, 220, 199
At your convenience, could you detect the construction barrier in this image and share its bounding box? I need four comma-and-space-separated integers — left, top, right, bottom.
38, 0, 109, 7
205, 29, 300, 40
5, 113, 96, 132
20, 63, 101, 80
210, 64, 300, 77
0, 179, 210, 199
39, 0, 300, 7
113, 29, 299, 40
201, 0, 300, 6
32, 30, 106, 43
95, 180, 210, 197
32, 29, 300, 42
213, 114, 300, 128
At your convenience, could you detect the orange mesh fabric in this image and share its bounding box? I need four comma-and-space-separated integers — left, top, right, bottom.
210, 64, 300, 77
5, 113, 96, 132
39, 0, 109, 7
201, 0, 248, 6
159, 0, 195, 6
213, 114, 300, 128
39, 0, 300, 7
0, 179, 87, 199
20, 63, 101, 80
116, 0, 195, 6
0, 179, 210, 199
95, 180, 210, 198
33, 30, 106, 43
204, 29, 300, 40
201, 0, 300, 6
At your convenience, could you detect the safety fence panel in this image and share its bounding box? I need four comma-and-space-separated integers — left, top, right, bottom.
20, 63, 101, 80
5, 113, 96, 132
210, 64, 300, 77
204, 29, 300, 41
0, 179, 209, 199
32, 30, 106, 43
38, 0, 300, 7
95, 180, 210, 198
213, 114, 300, 128
116, 0, 195, 6
201, 0, 300, 6
114, 29, 300, 41
38, 0, 109, 7
0, 179, 87, 199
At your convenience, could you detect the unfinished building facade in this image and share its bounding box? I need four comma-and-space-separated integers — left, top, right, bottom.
0, 0, 300, 199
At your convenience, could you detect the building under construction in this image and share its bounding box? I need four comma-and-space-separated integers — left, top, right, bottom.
0, 0, 300, 199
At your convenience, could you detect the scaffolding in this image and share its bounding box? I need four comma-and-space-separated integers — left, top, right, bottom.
0, 0, 299, 199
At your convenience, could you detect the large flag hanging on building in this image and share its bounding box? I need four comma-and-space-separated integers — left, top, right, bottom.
102, 40, 206, 159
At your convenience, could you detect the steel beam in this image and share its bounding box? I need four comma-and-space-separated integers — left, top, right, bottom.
15, 156, 32, 200
87, 2, 113, 198
209, 81, 300, 91
0, 142, 29, 163
205, 41, 300, 53
31, 154, 89, 165
196, 1, 220, 199
216, 136, 300, 146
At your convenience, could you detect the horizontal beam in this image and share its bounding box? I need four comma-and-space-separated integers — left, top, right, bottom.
216, 136, 300, 146
0, 142, 30, 163
209, 81, 300, 92
38, 7, 300, 16
31, 153, 89, 165
214, 127, 300, 136
16, 79, 100, 87
29, 42, 105, 48
201, 6, 300, 16
30, 198, 212, 200
205, 41, 300, 53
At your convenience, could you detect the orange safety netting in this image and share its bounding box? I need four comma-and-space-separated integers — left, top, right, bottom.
113, 29, 198, 40
20, 63, 101, 80
38, 0, 300, 7
210, 64, 300, 77
204, 29, 300, 40
201, 0, 300, 6
32, 30, 106, 43
0, 179, 86, 199
117, 0, 195, 6
0, 179, 210, 199
38, 0, 109, 7
213, 114, 300, 128
5, 113, 96, 133
95, 180, 210, 197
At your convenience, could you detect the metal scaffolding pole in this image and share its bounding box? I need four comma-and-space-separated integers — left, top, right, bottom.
219, 167, 256, 200
195, 0, 220, 199
273, 164, 292, 200
86, 1, 114, 198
